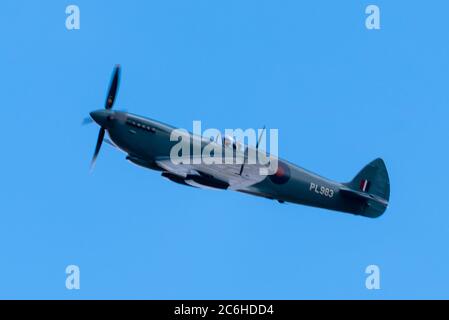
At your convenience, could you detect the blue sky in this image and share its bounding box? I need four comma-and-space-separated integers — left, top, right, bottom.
1, 1, 449, 299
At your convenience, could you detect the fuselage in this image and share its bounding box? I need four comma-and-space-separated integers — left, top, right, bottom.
90, 110, 367, 215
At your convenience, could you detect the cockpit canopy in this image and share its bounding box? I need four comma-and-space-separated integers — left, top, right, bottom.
223, 135, 242, 151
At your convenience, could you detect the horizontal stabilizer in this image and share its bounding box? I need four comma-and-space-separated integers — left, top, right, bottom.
340, 186, 388, 209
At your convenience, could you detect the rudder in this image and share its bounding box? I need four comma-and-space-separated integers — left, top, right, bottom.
343, 158, 390, 218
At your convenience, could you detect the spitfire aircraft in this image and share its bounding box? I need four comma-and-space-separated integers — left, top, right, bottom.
86, 66, 390, 218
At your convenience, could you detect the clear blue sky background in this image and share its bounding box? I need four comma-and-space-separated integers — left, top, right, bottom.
1, 1, 448, 299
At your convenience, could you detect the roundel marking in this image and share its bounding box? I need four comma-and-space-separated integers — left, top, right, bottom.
269, 161, 291, 185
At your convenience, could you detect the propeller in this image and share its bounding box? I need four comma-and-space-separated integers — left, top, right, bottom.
105, 65, 120, 109
91, 128, 106, 170
90, 65, 121, 171
82, 117, 94, 125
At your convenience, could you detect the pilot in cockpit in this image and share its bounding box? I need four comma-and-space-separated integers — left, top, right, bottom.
223, 135, 243, 151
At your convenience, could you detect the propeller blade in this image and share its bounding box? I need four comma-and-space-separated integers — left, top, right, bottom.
105, 65, 121, 110
104, 138, 116, 148
91, 128, 105, 171
82, 117, 94, 125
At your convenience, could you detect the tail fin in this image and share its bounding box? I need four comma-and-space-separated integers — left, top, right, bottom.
342, 158, 390, 218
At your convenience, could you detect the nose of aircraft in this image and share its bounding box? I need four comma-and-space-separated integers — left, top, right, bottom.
90, 110, 112, 128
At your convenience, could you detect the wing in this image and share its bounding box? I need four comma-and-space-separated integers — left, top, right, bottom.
155, 156, 268, 190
